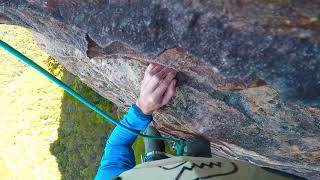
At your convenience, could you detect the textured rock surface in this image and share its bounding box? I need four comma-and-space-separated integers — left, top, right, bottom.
1, 0, 320, 179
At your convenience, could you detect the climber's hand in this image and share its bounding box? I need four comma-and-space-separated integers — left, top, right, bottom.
136, 63, 177, 115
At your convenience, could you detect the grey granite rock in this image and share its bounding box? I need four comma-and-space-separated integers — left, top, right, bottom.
1, 0, 319, 179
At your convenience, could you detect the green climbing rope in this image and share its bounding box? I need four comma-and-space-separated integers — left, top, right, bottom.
0, 40, 185, 156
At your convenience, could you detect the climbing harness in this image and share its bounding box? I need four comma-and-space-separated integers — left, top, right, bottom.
0, 40, 186, 156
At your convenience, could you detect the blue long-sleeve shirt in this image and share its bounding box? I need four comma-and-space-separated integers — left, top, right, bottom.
95, 104, 152, 180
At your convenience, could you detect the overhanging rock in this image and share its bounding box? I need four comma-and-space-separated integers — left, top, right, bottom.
1, 1, 319, 179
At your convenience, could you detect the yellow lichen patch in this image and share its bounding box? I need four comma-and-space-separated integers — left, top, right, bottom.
281, 143, 303, 154
308, 151, 320, 158
287, 145, 302, 153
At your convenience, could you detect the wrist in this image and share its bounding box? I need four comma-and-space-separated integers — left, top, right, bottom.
136, 98, 153, 115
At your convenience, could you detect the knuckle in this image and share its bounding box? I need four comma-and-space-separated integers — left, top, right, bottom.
160, 81, 170, 88
160, 84, 169, 90
155, 73, 162, 78
147, 96, 157, 104
153, 75, 161, 81
163, 79, 171, 85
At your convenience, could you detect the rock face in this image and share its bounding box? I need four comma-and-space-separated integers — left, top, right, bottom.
1, 0, 319, 179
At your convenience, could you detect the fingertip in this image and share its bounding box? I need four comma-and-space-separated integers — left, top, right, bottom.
149, 63, 164, 75
173, 80, 178, 91
173, 70, 177, 76
168, 79, 177, 94
146, 63, 154, 73
150, 63, 156, 70
173, 79, 177, 87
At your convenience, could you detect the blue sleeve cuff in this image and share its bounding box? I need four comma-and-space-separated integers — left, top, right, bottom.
132, 103, 152, 119
121, 104, 153, 131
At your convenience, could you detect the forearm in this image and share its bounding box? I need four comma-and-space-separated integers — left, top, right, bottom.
95, 104, 152, 180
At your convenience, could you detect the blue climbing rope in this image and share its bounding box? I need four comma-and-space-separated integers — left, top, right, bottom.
0, 40, 185, 156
